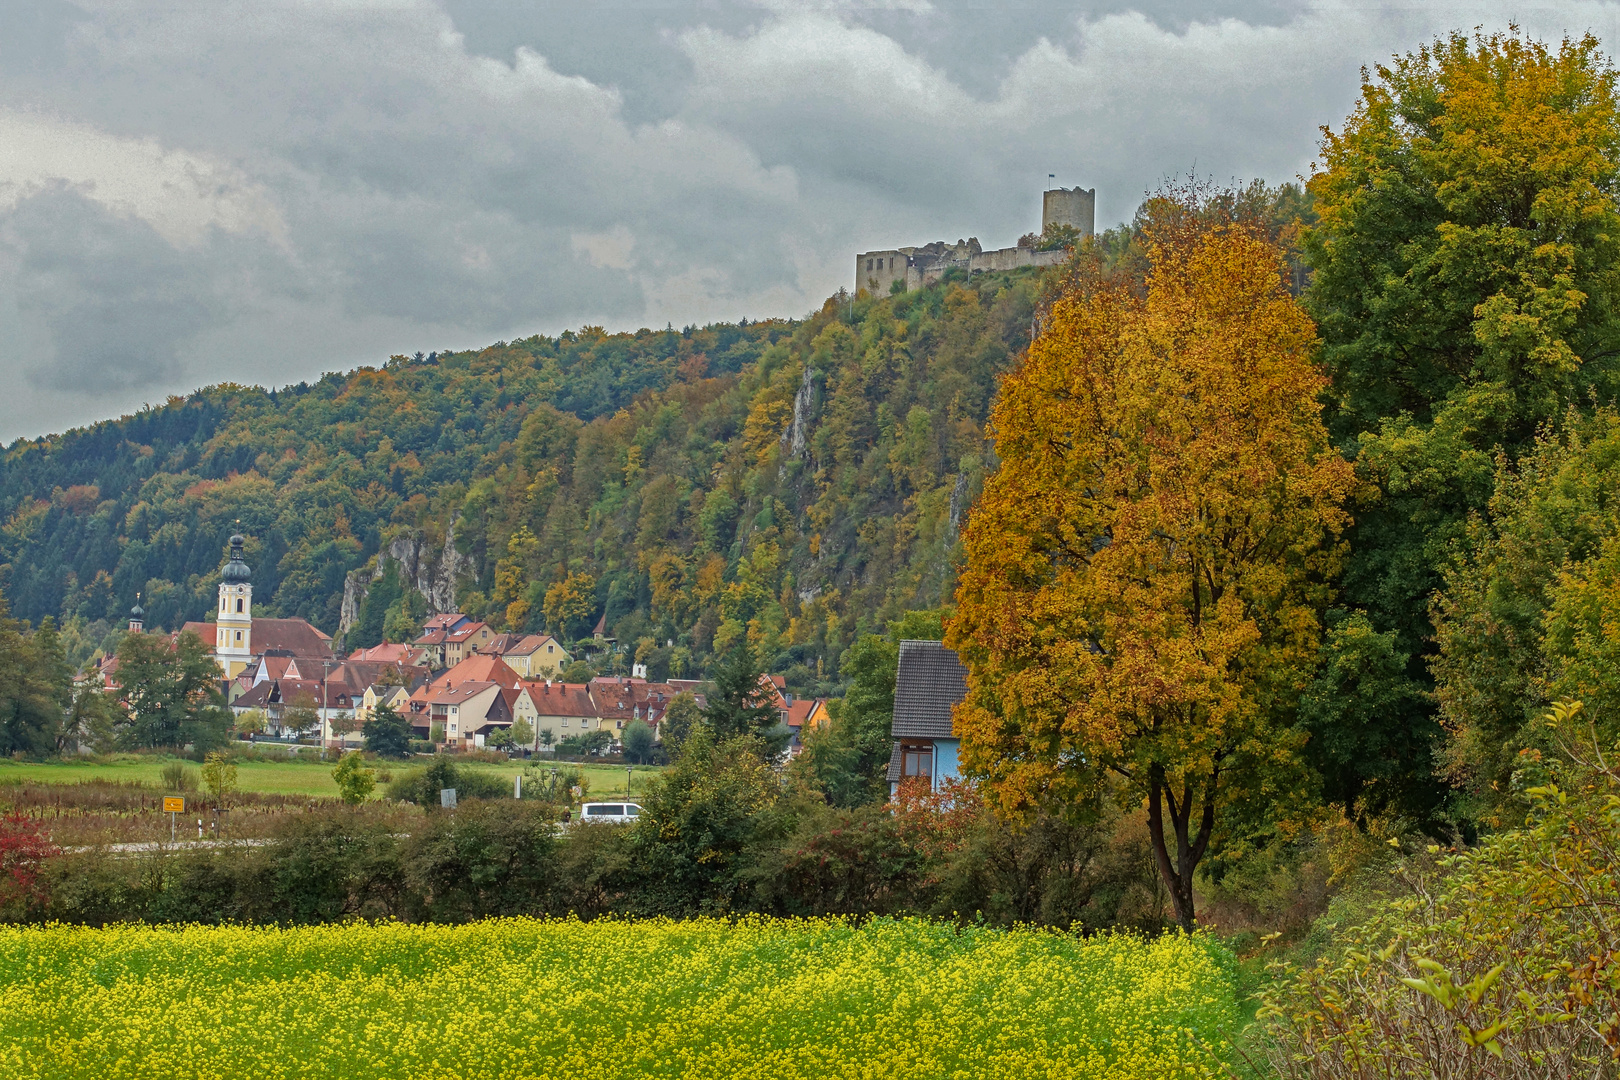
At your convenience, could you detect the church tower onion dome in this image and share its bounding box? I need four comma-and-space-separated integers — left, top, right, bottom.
222, 535, 251, 583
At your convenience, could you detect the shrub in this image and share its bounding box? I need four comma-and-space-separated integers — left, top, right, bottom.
385, 759, 509, 805
745, 803, 927, 916
0, 814, 59, 918
619, 731, 785, 914
331, 751, 376, 805
402, 801, 559, 921
1261, 702, 1620, 1076
158, 761, 197, 793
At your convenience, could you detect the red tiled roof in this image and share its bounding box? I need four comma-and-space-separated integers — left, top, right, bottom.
179, 618, 332, 658
786, 698, 824, 729
431, 654, 521, 690
252, 618, 334, 656
522, 681, 596, 718
427, 680, 499, 705
349, 642, 420, 664
493, 633, 564, 657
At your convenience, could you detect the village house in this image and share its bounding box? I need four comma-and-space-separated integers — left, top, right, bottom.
425, 681, 512, 748
886, 640, 968, 796
590, 676, 682, 743
406, 654, 522, 739
358, 680, 415, 726
516, 681, 598, 750
785, 696, 830, 754
413, 616, 493, 668
480, 632, 572, 679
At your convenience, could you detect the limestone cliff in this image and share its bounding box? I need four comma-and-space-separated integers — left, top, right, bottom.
337, 527, 471, 636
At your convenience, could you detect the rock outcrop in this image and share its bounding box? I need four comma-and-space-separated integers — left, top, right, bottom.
337, 527, 471, 636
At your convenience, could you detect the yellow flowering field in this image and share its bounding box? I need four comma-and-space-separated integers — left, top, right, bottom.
0, 917, 1238, 1080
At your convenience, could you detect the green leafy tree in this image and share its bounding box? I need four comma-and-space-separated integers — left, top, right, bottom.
381, 589, 429, 644
362, 700, 413, 758
1430, 406, 1620, 815
332, 750, 376, 805
281, 692, 319, 739
622, 718, 655, 764
492, 526, 540, 631
350, 560, 404, 649
68, 685, 121, 754
0, 596, 60, 756
537, 727, 556, 753
199, 750, 239, 807
795, 708, 872, 809
619, 729, 783, 912
327, 709, 360, 747
559, 660, 593, 684
115, 630, 231, 750
557, 730, 612, 757
828, 609, 948, 805
30, 617, 74, 750
234, 708, 269, 739
1303, 29, 1620, 822
509, 715, 534, 751
659, 691, 701, 755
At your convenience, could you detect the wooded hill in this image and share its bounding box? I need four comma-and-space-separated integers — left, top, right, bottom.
0, 266, 1046, 693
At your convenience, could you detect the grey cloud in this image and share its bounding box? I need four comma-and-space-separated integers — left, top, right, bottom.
2, 184, 226, 394
4, 0, 1620, 442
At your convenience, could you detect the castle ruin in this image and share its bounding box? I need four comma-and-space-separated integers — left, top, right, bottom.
856, 186, 1095, 295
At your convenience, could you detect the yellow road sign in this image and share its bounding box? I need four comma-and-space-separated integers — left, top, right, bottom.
163, 796, 185, 813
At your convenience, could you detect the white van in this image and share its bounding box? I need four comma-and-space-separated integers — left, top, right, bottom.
578, 802, 643, 824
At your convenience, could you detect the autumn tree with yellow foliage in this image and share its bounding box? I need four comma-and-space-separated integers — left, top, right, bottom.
949, 199, 1354, 929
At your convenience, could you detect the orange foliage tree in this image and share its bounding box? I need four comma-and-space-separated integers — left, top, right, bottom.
948, 202, 1355, 928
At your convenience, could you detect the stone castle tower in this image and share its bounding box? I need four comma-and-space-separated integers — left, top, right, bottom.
1041, 186, 1095, 236
215, 535, 254, 677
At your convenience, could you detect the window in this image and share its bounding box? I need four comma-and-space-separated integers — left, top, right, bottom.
563, 718, 571, 728
234, 631, 242, 642
866, 259, 873, 271
547, 644, 553, 653
236, 598, 244, 612
901, 744, 933, 779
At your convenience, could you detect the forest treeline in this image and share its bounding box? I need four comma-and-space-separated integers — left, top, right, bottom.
0, 267, 1051, 693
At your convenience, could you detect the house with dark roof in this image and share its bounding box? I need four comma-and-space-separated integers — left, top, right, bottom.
886, 639, 969, 797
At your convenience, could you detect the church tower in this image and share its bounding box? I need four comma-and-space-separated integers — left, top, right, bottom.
216, 535, 253, 678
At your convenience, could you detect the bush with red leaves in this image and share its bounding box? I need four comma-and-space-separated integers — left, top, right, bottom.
0, 813, 59, 911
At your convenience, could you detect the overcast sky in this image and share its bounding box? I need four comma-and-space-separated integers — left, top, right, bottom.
1, 1, 1615, 441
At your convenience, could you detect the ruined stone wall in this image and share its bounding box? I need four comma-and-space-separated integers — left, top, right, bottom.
856, 249, 910, 297
858, 184, 1092, 293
